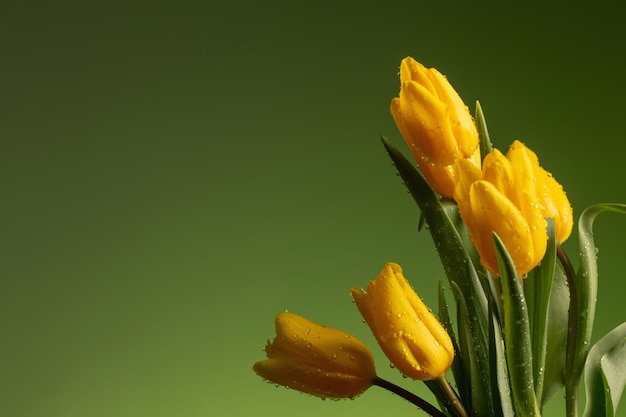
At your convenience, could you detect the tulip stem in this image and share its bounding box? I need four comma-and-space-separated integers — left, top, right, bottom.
436, 375, 468, 417
372, 376, 446, 417
557, 244, 579, 417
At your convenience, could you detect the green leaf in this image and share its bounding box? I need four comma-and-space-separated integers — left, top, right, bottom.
451, 281, 489, 415
583, 322, 626, 417
540, 265, 569, 404
381, 136, 494, 413
494, 233, 541, 416
488, 295, 514, 417
440, 199, 485, 279
438, 281, 469, 406
475, 100, 493, 159
524, 219, 557, 404
566, 204, 626, 399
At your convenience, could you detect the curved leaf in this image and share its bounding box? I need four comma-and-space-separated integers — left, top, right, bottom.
567, 204, 626, 400
583, 322, 626, 417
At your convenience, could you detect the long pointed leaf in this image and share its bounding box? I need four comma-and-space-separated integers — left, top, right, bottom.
494, 233, 541, 416
438, 281, 469, 406
525, 219, 557, 404
541, 265, 569, 404
488, 295, 514, 417
451, 282, 488, 415
475, 100, 493, 159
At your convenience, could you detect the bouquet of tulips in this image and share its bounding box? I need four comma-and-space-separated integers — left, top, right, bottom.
253, 57, 626, 417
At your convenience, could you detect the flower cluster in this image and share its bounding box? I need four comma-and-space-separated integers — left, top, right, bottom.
253, 56, 626, 417
390, 57, 572, 276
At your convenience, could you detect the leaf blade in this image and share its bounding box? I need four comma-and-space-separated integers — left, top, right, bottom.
583, 322, 626, 417
494, 233, 541, 416
567, 204, 626, 400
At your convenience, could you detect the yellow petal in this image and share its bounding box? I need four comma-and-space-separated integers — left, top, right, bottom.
417, 160, 456, 198
399, 56, 437, 92
506, 142, 549, 261
428, 69, 479, 158
537, 167, 573, 242
351, 287, 377, 335
454, 157, 482, 213
482, 149, 515, 198
469, 181, 544, 276
400, 80, 459, 166
253, 358, 371, 399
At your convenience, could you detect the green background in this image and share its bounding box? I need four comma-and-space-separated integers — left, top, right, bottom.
2, 1, 625, 416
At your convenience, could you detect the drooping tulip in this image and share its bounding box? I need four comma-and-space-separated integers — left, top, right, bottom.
253, 311, 376, 399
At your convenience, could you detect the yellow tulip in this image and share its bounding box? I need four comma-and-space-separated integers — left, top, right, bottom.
391, 57, 479, 167
253, 312, 376, 399
351, 263, 454, 381
454, 140, 572, 276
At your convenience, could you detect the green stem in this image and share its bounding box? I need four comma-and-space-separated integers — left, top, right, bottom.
372, 376, 446, 417
436, 375, 468, 417
557, 244, 578, 417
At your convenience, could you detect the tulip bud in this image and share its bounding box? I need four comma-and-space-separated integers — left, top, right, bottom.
351, 263, 454, 381
253, 312, 376, 399
391, 57, 479, 167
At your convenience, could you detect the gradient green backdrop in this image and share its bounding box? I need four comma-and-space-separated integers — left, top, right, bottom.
2, 2, 626, 416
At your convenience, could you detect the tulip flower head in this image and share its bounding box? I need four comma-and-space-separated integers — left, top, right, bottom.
454, 140, 573, 276
391, 57, 479, 167
391, 57, 480, 198
351, 263, 454, 381
253, 312, 376, 399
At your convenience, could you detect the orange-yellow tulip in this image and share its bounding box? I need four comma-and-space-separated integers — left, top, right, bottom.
454, 140, 572, 276
253, 312, 376, 399
351, 263, 454, 380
